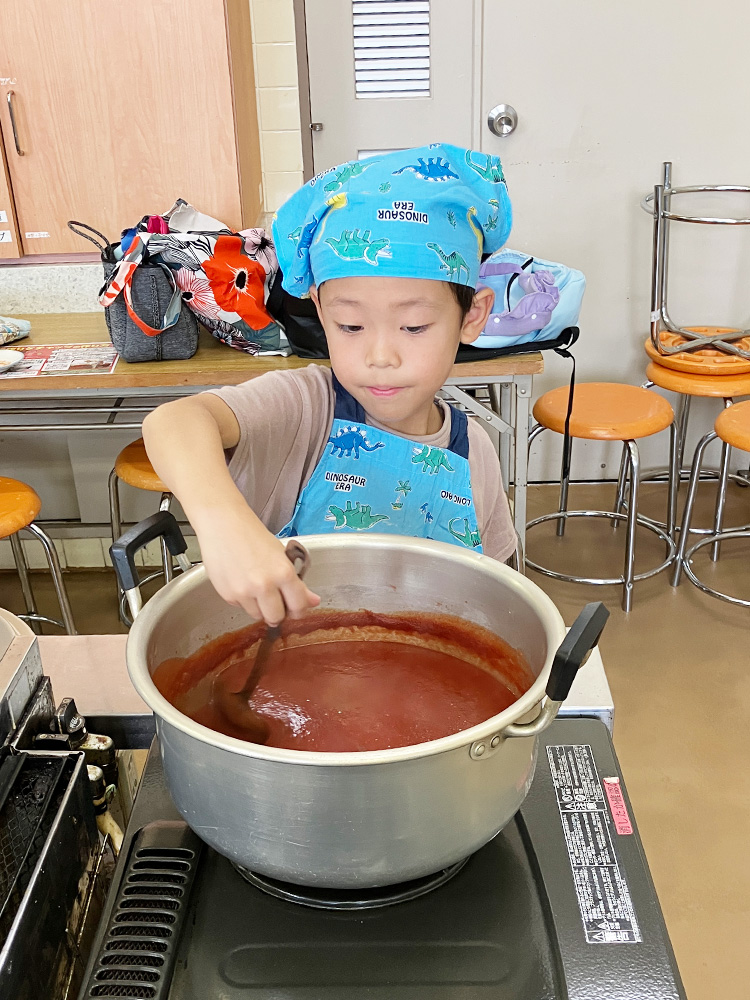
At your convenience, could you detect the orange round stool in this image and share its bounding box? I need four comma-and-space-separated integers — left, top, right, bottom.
108, 439, 174, 623
672, 400, 750, 605
645, 362, 750, 399
645, 361, 750, 548
0, 477, 76, 634
527, 383, 677, 612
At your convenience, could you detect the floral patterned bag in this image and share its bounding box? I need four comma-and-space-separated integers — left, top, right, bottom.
99, 201, 283, 355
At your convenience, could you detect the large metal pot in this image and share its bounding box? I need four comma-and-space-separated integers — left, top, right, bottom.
115, 517, 606, 888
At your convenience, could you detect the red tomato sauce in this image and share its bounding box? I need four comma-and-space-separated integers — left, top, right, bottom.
152, 610, 535, 752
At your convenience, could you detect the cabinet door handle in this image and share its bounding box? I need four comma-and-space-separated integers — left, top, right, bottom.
6, 91, 24, 156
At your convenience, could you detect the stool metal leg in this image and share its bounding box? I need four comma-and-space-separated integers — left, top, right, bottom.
667, 421, 679, 539
622, 440, 640, 613
614, 422, 678, 542
108, 467, 122, 546
675, 393, 691, 474
109, 467, 132, 624
24, 523, 77, 635
710, 440, 731, 562
612, 444, 631, 531
710, 400, 733, 562
527, 423, 546, 449
9, 532, 41, 635
109, 467, 123, 601
671, 431, 716, 586
159, 493, 174, 584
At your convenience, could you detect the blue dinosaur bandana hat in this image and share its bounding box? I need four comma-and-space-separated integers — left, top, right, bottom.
272, 142, 512, 296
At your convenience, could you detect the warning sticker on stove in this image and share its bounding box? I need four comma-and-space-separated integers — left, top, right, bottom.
603, 777, 634, 835
547, 745, 641, 944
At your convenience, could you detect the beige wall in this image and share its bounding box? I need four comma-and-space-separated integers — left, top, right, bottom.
249, 0, 305, 213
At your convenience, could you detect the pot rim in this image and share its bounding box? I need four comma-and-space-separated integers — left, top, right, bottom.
127, 535, 566, 766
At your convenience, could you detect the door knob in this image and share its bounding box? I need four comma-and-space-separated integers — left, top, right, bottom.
487, 104, 518, 138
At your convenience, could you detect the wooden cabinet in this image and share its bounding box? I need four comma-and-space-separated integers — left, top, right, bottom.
0, 0, 262, 257
0, 135, 21, 260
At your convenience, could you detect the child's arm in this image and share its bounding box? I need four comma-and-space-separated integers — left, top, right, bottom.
142, 396, 320, 625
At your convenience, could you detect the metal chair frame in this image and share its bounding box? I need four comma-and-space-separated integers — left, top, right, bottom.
526, 424, 678, 613
108, 466, 174, 626
642, 161, 750, 359
624, 391, 750, 549
9, 522, 76, 634
671, 430, 750, 607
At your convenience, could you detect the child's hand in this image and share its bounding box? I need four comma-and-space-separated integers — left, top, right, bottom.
195, 507, 321, 625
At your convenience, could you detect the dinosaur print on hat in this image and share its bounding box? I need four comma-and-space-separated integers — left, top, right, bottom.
464, 150, 506, 185
426, 243, 470, 284
323, 160, 377, 193
326, 230, 392, 266
272, 142, 512, 294
392, 156, 459, 182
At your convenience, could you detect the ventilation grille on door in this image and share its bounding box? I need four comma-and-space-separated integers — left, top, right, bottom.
353, 0, 430, 99
81, 822, 202, 1000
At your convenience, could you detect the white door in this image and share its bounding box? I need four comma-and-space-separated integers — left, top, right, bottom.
480, 0, 750, 477
305, 0, 750, 477
305, 0, 475, 170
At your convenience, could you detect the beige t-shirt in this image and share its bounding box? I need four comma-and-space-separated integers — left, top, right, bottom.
207, 365, 516, 562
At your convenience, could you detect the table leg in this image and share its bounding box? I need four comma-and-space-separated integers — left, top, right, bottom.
513, 376, 533, 571
494, 383, 512, 485
489, 380, 518, 547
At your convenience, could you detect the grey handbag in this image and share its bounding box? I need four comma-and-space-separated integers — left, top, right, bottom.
69, 221, 199, 363
101, 260, 199, 363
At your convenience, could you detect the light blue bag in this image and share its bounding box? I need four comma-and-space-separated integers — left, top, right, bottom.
475, 249, 585, 351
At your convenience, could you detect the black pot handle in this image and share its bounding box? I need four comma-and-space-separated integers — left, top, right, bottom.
546, 601, 610, 702
503, 601, 609, 740
110, 511, 191, 620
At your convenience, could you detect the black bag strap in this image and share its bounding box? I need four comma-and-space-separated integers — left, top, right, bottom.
67, 220, 116, 261
504, 255, 534, 310
454, 325, 579, 362
552, 327, 580, 481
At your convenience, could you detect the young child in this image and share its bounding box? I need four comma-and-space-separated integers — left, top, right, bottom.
143, 143, 516, 627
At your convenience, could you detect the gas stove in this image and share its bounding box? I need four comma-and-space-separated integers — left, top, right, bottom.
0, 610, 116, 1000
79, 717, 685, 1000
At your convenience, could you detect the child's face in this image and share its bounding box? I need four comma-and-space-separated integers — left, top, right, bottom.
312, 277, 493, 437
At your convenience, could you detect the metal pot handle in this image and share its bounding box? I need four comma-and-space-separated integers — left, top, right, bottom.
502, 601, 610, 739
110, 511, 192, 622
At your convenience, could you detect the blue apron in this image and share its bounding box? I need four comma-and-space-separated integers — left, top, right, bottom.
278, 376, 482, 551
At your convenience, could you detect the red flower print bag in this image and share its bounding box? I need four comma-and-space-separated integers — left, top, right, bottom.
99, 200, 283, 355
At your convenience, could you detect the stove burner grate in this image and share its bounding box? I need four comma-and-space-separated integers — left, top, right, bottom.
234, 857, 469, 910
